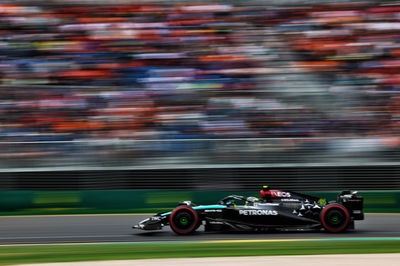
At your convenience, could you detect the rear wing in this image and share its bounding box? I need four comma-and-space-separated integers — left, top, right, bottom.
337, 191, 364, 220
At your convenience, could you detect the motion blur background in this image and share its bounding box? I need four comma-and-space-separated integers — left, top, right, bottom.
1, 0, 400, 213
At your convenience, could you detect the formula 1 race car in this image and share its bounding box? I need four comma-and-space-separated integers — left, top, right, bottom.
133, 186, 364, 235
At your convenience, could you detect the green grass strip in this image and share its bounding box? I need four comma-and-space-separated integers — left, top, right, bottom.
0, 240, 400, 265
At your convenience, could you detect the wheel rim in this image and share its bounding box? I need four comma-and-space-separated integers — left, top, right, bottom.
325, 209, 345, 228
172, 209, 196, 231
330, 215, 339, 223
321, 205, 350, 233
170, 206, 200, 235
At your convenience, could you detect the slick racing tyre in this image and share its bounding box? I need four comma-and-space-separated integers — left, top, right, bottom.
320, 204, 351, 233
169, 206, 200, 235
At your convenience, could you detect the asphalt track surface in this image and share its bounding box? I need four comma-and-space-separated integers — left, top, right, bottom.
0, 214, 399, 245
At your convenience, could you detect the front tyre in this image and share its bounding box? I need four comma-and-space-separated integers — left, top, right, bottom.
320, 204, 351, 233
169, 206, 200, 235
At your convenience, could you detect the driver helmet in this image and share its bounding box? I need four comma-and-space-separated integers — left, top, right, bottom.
259, 185, 271, 200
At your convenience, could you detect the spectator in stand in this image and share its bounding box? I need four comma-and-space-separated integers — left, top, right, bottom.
1, 1, 400, 163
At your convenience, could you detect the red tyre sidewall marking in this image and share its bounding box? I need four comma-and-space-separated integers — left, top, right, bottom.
321, 204, 350, 233
169, 206, 199, 235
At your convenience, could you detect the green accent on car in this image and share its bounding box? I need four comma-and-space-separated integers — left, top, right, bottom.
180, 217, 189, 225
318, 198, 327, 205
331, 216, 339, 223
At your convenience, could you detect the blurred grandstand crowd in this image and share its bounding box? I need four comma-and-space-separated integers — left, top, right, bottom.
1, 0, 400, 166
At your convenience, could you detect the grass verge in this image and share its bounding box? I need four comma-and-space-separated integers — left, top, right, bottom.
0, 240, 400, 265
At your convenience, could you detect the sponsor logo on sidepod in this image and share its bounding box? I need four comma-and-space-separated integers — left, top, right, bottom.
239, 210, 278, 215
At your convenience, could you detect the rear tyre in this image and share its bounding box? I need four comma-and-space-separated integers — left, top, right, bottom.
320, 204, 351, 233
169, 207, 200, 235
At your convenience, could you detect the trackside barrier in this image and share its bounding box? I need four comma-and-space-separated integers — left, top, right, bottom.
0, 190, 399, 215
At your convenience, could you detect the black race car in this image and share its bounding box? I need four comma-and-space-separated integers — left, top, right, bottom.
133, 187, 364, 235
